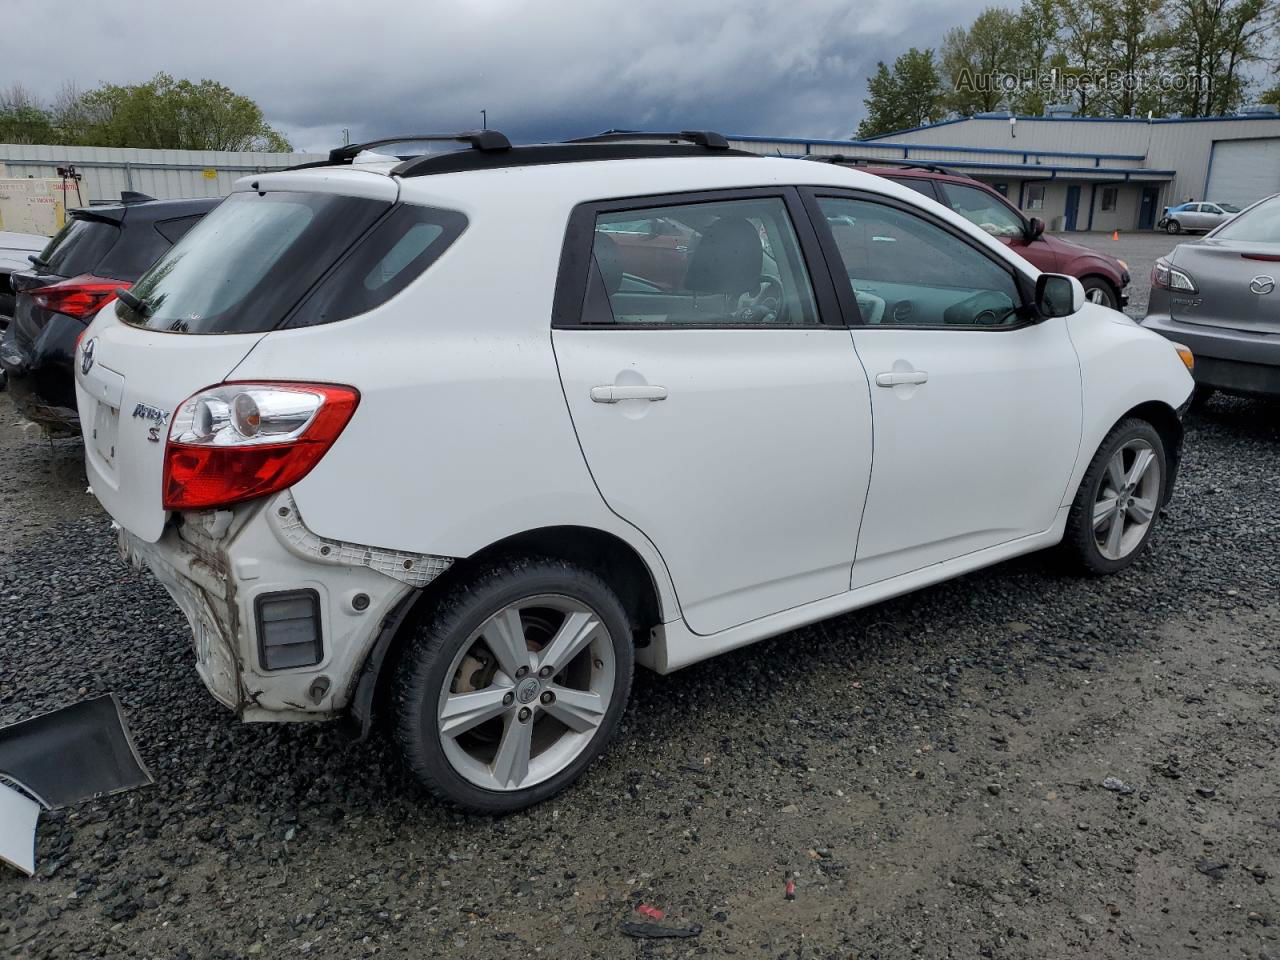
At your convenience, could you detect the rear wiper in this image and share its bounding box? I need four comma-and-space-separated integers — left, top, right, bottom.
115, 288, 151, 317
27, 254, 48, 269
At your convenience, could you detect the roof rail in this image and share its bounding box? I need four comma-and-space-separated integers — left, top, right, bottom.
392, 133, 756, 179
806, 154, 971, 178
285, 131, 512, 171
565, 130, 732, 150
328, 131, 511, 163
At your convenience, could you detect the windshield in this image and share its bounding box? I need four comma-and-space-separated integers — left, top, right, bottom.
1213, 195, 1280, 243
119, 191, 390, 333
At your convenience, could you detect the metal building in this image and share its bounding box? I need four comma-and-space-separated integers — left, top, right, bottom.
729, 108, 1280, 232
0, 143, 326, 205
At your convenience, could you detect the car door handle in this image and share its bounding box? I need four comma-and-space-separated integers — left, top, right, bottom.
875, 371, 929, 387
590, 384, 669, 403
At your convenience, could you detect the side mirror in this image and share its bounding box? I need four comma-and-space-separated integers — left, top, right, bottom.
1026, 217, 1045, 241
1035, 273, 1085, 318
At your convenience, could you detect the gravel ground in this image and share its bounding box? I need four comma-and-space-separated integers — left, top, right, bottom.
2, 357, 1279, 959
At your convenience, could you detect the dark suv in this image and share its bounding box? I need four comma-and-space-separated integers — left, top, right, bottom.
814, 158, 1131, 309
1, 193, 219, 433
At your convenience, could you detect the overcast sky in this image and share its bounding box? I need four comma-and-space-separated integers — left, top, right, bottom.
11, 0, 999, 153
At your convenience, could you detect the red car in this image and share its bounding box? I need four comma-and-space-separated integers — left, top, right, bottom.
816, 158, 1131, 309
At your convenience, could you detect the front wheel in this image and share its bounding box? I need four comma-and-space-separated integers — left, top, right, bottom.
1062, 418, 1167, 574
392, 557, 633, 813
1165, 219, 1181, 235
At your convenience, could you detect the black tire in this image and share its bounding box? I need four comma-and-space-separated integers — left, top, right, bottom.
1061, 418, 1167, 575
1165, 219, 1181, 234
392, 556, 634, 813
1081, 277, 1118, 308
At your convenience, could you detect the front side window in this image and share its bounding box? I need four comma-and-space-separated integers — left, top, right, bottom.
581, 196, 819, 326
941, 183, 1025, 238
816, 196, 1024, 328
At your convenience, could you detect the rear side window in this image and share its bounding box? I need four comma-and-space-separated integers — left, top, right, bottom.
37, 216, 119, 277
120, 192, 396, 333
579, 196, 820, 326
287, 204, 467, 328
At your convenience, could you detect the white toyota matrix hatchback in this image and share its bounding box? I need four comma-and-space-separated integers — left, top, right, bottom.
75, 131, 1194, 812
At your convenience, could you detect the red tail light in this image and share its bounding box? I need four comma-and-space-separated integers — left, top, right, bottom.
163, 382, 359, 510
30, 275, 128, 320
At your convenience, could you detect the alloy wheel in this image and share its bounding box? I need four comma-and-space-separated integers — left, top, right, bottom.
436, 595, 615, 792
1092, 439, 1161, 561
1086, 285, 1114, 307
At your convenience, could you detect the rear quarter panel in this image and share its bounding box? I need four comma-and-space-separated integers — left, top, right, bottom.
226, 182, 680, 617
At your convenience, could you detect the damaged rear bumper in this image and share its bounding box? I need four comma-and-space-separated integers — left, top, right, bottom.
117, 494, 452, 723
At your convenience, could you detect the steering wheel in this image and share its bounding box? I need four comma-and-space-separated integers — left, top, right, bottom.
738, 275, 785, 323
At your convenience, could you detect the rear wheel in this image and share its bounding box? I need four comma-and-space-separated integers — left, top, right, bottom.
393, 557, 633, 813
1165, 219, 1181, 234
1082, 277, 1118, 308
1062, 418, 1166, 574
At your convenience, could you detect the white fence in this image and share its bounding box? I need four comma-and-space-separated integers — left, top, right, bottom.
0, 143, 327, 205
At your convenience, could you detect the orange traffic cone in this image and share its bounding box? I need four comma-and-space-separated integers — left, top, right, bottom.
1112, 230, 1120, 241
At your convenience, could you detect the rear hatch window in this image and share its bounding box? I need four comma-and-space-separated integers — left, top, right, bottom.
36, 216, 120, 278
118, 191, 466, 334
1212, 198, 1280, 242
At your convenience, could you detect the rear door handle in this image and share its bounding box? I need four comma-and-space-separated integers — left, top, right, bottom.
590, 384, 669, 403
875, 371, 928, 387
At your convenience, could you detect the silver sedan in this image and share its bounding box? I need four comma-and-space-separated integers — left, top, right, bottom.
1143, 192, 1280, 400
1162, 201, 1241, 234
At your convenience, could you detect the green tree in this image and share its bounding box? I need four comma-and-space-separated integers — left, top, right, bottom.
72, 73, 291, 151
1007, 0, 1065, 115
940, 7, 1023, 115
1093, 0, 1170, 116
1056, 0, 1109, 114
0, 84, 56, 144
855, 48, 944, 138
1161, 0, 1277, 115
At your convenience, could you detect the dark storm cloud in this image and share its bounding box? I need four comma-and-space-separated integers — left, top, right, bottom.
8, 0, 997, 151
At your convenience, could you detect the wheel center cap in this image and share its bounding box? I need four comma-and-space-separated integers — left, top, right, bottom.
516, 677, 540, 704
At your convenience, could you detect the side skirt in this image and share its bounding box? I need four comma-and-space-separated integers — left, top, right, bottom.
638, 508, 1069, 674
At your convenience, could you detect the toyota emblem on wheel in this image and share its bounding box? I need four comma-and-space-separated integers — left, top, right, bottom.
80, 338, 96, 375
1249, 275, 1276, 296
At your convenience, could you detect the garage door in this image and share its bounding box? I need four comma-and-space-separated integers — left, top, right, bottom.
1205, 138, 1280, 207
